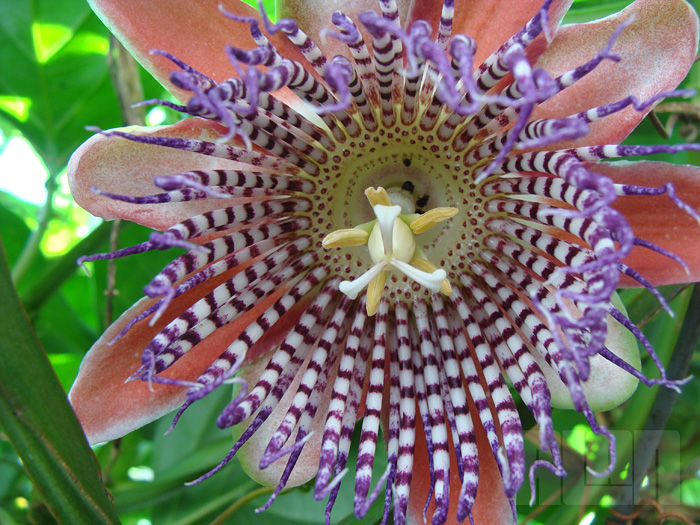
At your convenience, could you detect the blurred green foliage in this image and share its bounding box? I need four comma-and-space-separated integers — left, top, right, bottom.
0, 0, 699, 524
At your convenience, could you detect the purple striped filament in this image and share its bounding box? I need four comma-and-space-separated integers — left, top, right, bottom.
75, 1, 700, 524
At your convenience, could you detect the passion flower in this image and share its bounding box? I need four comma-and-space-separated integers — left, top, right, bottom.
69, 0, 700, 523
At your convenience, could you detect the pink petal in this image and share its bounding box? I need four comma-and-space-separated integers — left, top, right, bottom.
407, 0, 572, 69
69, 296, 185, 445
229, 292, 340, 489
68, 118, 253, 231
532, 0, 699, 147
87, 0, 299, 100
593, 160, 700, 285
69, 276, 293, 445
407, 409, 513, 525
234, 352, 332, 489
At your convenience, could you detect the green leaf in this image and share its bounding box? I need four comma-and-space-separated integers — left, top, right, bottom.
147, 386, 255, 523
336, 493, 387, 525
563, 0, 635, 23
0, 0, 121, 172
0, 236, 120, 524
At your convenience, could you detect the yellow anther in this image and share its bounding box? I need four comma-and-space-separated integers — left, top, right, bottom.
322, 228, 369, 248
411, 256, 452, 295
366, 270, 386, 316
364, 187, 392, 207
409, 207, 458, 234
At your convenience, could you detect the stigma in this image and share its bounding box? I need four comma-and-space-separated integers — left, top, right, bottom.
322, 186, 456, 315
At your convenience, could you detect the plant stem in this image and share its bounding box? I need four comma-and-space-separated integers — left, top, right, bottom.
11, 166, 59, 284
104, 219, 121, 326
210, 486, 275, 525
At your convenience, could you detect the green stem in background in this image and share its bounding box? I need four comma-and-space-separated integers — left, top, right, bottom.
104, 219, 122, 326
612, 283, 700, 517
18, 220, 119, 319
10, 165, 60, 285
0, 235, 120, 524
209, 486, 275, 525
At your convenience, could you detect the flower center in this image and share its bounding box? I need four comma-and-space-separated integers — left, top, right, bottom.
323, 186, 456, 315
